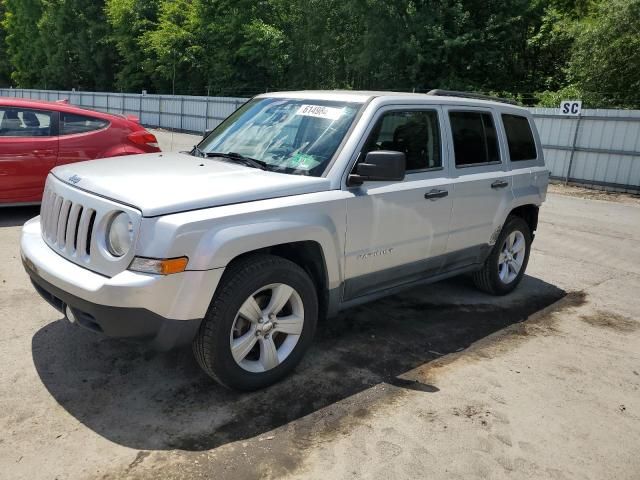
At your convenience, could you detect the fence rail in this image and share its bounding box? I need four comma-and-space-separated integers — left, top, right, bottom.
1, 88, 639, 193
0, 88, 247, 135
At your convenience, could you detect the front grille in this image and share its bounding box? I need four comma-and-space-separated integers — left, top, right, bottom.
41, 189, 96, 258
40, 175, 141, 277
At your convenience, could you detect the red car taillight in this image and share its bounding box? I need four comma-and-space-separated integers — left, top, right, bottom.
128, 130, 159, 149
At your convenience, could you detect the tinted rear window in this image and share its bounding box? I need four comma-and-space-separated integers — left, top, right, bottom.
502, 114, 537, 161
0, 108, 53, 137
61, 113, 108, 135
449, 111, 500, 166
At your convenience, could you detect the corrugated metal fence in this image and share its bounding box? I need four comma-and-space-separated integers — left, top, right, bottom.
0, 88, 247, 135
530, 108, 640, 193
1, 88, 639, 193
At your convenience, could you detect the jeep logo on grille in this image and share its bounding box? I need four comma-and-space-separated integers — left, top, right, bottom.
68, 174, 82, 185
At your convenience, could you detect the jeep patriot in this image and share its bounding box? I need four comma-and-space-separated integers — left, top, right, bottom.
21, 90, 549, 390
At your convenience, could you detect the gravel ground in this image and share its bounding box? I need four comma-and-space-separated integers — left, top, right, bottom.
1, 140, 639, 479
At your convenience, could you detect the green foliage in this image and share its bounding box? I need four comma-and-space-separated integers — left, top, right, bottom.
2, 0, 46, 87
38, 0, 118, 90
535, 85, 584, 107
568, 0, 640, 108
0, 0, 637, 107
106, 0, 161, 92
0, 2, 10, 86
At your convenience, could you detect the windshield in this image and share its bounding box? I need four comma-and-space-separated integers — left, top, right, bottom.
197, 98, 362, 176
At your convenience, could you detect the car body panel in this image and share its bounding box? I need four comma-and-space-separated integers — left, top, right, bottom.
52, 153, 332, 217
0, 135, 58, 203
0, 97, 160, 205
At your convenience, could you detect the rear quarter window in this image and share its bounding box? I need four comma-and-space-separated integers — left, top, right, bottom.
502, 114, 537, 161
61, 113, 109, 135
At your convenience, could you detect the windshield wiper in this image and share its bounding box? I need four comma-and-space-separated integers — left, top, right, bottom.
203, 151, 268, 170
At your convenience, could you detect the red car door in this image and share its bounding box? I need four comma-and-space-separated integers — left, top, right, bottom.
0, 107, 58, 204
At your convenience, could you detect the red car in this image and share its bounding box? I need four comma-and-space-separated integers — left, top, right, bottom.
0, 98, 160, 205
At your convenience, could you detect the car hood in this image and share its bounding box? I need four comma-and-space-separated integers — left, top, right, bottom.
52, 152, 332, 216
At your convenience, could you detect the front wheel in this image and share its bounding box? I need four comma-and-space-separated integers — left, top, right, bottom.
193, 254, 318, 390
473, 216, 532, 295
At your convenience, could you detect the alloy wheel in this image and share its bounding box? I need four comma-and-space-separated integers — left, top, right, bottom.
229, 283, 304, 373
498, 230, 526, 284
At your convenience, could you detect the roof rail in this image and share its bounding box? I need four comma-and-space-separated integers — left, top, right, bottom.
426, 89, 519, 106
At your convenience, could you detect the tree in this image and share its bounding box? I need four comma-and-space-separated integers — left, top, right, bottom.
38, 0, 118, 90
568, 0, 640, 107
106, 0, 161, 92
2, 0, 46, 87
0, 1, 11, 86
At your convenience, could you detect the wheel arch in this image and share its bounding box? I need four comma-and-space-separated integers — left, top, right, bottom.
224, 240, 331, 320
508, 204, 539, 236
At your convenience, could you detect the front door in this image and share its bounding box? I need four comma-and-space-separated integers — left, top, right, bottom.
0, 107, 58, 204
344, 106, 453, 300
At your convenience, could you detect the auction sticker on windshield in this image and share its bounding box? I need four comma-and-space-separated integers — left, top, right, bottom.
296, 104, 344, 120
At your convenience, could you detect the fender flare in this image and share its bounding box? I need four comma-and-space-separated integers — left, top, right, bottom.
189, 219, 343, 290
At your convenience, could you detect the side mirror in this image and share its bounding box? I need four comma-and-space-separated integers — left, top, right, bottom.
349, 150, 406, 185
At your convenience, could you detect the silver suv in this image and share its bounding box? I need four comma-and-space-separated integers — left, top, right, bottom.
21, 90, 548, 390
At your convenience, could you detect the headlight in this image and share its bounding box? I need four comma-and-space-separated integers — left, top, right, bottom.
106, 212, 133, 257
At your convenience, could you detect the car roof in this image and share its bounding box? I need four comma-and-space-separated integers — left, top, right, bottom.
0, 96, 125, 120
257, 90, 530, 112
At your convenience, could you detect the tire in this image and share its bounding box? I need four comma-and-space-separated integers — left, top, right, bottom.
193, 254, 318, 391
473, 216, 532, 295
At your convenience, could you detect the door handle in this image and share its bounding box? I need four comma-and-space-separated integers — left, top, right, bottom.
424, 189, 449, 200
491, 180, 509, 189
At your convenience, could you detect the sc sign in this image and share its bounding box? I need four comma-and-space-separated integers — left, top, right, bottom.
560, 100, 582, 116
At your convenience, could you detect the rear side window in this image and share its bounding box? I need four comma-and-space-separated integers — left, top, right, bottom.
502, 114, 537, 161
61, 113, 108, 135
362, 110, 442, 171
449, 111, 500, 167
0, 107, 53, 137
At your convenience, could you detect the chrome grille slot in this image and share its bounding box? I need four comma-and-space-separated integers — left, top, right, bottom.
75, 208, 95, 257
86, 211, 96, 255
41, 191, 94, 258
73, 207, 83, 251
65, 204, 82, 253
56, 200, 72, 247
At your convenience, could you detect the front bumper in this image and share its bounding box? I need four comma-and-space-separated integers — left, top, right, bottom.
21, 216, 224, 349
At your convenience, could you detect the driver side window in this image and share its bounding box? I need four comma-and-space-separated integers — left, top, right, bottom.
362, 110, 442, 172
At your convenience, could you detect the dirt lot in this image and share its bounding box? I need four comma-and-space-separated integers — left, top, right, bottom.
1, 141, 639, 479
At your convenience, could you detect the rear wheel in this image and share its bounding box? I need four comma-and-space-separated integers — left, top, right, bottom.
473, 216, 531, 295
193, 254, 318, 390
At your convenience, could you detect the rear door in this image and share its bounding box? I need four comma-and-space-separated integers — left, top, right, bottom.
442, 107, 513, 269
500, 112, 545, 201
0, 107, 57, 203
57, 112, 112, 166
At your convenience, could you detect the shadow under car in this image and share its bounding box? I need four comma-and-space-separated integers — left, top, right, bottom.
31, 274, 565, 451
